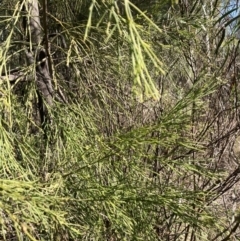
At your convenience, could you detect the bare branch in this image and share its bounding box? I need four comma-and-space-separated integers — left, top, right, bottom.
0, 72, 26, 83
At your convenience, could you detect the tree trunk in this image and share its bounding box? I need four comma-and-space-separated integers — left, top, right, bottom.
23, 0, 54, 125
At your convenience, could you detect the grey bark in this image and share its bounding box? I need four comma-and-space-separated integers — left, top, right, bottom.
0, 72, 25, 83
23, 0, 54, 123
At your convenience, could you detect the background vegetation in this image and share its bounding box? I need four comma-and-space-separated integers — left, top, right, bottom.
0, 0, 240, 240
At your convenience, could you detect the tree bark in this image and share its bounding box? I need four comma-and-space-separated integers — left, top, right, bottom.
23, 0, 54, 125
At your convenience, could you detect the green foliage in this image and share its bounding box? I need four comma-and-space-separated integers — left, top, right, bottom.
0, 0, 240, 240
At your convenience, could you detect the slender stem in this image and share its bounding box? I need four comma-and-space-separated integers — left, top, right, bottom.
42, 0, 52, 77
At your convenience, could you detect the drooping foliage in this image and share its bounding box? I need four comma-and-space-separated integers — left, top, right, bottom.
0, 0, 240, 240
